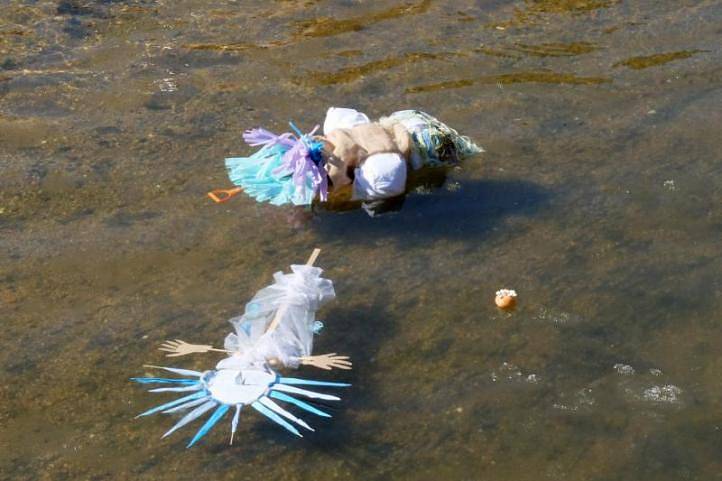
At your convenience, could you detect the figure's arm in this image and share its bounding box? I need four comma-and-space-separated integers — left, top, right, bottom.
158, 339, 232, 357
298, 353, 352, 370
391, 122, 412, 158
161, 340, 352, 370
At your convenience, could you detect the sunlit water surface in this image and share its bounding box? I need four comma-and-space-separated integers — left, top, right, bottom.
1, 1, 721, 480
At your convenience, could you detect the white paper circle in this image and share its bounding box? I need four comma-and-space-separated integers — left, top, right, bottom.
205, 369, 275, 405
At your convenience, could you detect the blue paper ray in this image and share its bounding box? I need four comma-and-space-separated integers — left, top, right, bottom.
136, 391, 207, 418
163, 400, 217, 438
131, 377, 198, 385
145, 366, 203, 377
270, 391, 332, 418
259, 397, 313, 431
163, 396, 210, 414
187, 404, 230, 448
230, 405, 241, 445
271, 384, 341, 401
252, 400, 302, 437
279, 377, 351, 387
149, 384, 202, 393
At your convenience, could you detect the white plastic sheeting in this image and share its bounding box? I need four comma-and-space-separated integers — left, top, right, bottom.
323, 107, 370, 134
217, 265, 335, 370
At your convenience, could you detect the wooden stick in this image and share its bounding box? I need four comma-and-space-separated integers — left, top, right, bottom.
265, 248, 321, 334
306, 248, 321, 267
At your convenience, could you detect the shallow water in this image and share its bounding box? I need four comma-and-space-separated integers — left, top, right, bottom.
1, 1, 721, 480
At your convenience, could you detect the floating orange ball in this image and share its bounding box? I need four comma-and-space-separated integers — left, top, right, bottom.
495, 289, 517, 309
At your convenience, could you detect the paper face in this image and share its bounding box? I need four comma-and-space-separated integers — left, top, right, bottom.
205, 369, 275, 405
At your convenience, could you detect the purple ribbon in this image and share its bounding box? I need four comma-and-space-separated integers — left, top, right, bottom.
243, 126, 328, 202
243, 128, 295, 149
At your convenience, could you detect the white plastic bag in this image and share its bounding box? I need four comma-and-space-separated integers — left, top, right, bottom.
323, 107, 370, 135
218, 265, 335, 369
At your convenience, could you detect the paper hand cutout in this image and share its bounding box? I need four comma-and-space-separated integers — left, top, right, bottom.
159, 339, 230, 357
299, 353, 352, 370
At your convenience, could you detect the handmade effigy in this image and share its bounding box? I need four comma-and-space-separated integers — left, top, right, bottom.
208, 108, 483, 207
132, 249, 351, 447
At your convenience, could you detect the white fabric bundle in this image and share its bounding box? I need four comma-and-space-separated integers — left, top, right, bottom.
351, 152, 407, 200
323, 107, 408, 201
323, 107, 370, 135
217, 265, 335, 370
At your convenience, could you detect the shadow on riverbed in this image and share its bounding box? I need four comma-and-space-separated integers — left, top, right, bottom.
314, 178, 551, 245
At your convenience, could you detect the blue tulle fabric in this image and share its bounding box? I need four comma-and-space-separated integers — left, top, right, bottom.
225, 143, 315, 206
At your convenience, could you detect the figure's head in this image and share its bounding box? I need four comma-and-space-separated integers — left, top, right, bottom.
352, 153, 407, 201
317, 136, 352, 189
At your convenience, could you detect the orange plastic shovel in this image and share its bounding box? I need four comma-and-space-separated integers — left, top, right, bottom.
207, 187, 243, 203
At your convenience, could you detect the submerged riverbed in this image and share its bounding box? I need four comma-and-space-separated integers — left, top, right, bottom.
1, 1, 721, 480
